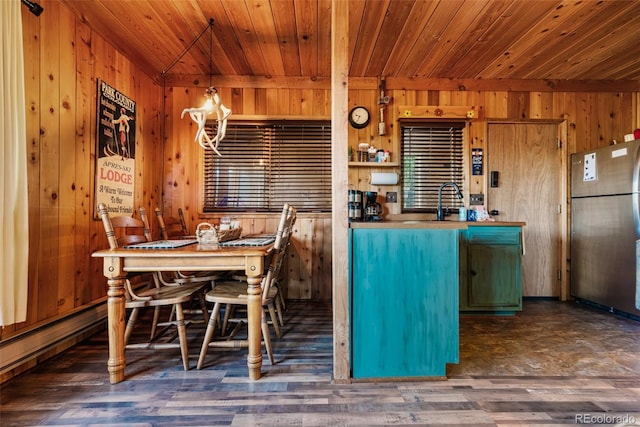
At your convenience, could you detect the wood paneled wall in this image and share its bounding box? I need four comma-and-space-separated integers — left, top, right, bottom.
6, 0, 639, 356
165, 84, 639, 305
2, 1, 162, 342
163, 86, 334, 302
348, 89, 639, 215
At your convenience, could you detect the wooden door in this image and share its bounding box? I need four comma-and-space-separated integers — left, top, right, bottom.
487, 123, 561, 297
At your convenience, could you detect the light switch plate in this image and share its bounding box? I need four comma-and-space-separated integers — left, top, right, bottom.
470, 194, 484, 205
386, 192, 397, 203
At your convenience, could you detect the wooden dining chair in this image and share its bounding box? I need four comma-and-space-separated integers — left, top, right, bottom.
220, 203, 297, 337
153, 206, 221, 282
97, 203, 209, 370
226, 217, 292, 329
197, 203, 296, 369
153, 206, 222, 328
154, 206, 188, 239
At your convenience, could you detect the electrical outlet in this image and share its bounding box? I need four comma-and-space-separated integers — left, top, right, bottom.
386, 192, 397, 203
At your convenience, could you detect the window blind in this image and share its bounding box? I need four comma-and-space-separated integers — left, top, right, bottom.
203, 121, 331, 212
401, 122, 465, 212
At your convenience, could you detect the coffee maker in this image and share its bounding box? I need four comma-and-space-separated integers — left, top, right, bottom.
364, 191, 382, 221
348, 189, 363, 222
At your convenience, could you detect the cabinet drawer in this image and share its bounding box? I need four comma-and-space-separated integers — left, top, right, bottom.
465, 226, 521, 245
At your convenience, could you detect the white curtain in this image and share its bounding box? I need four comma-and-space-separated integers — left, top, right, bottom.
0, 0, 30, 326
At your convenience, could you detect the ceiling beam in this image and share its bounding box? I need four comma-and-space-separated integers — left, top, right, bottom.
162, 74, 640, 92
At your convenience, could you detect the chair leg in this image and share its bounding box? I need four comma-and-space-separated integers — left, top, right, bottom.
261, 311, 275, 365
227, 321, 243, 339
222, 303, 233, 335
149, 307, 160, 340
165, 305, 177, 325
198, 292, 209, 323
277, 285, 287, 311
124, 308, 139, 345
197, 302, 222, 369
174, 304, 189, 370
274, 297, 284, 327
267, 303, 282, 338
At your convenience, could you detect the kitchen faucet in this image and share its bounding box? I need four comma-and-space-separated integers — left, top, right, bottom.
437, 182, 463, 221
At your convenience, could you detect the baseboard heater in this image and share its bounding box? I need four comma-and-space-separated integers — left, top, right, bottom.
0, 303, 107, 381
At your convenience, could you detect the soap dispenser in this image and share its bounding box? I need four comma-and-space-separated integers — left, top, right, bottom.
458, 205, 467, 221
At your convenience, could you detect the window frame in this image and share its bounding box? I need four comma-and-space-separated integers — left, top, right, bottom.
201, 119, 332, 214
400, 120, 468, 214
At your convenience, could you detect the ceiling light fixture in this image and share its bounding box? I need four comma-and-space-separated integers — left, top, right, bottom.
161, 18, 231, 156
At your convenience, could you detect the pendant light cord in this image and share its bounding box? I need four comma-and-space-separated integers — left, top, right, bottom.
161, 18, 214, 76
209, 18, 213, 88
159, 18, 215, 208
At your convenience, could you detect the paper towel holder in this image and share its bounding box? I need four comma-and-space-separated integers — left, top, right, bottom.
370, 172, 399, 185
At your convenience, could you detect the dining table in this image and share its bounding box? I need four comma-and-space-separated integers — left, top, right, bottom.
92, 240, 273, 384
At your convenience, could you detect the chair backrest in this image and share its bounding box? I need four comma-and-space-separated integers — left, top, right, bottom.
154, 207, 188, 240
178, 208, 187, 233
261, 203, 296, 304
98, 203, 151, 249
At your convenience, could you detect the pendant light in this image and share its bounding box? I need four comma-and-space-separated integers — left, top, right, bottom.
161, 18, 231, 156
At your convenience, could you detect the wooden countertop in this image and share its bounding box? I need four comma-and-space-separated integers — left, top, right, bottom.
350, 221, 467, 229
464, 221, 526, 226
350, 219, 526, 229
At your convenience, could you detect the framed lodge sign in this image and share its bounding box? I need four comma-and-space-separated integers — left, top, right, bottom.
94, 79, 136, 219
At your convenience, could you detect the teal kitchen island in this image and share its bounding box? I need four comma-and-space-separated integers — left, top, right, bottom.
349, 220, 524, 380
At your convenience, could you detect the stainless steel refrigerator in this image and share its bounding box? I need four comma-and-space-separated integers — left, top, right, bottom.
570, 138, 640, 316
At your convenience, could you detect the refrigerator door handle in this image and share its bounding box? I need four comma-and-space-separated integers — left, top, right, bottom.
634, 146, 640, 237
635, 193, 640, 237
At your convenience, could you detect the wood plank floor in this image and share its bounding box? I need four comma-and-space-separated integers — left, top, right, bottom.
1, 300, 639, 426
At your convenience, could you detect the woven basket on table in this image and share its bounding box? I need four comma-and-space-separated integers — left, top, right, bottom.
216, 227, 242, 242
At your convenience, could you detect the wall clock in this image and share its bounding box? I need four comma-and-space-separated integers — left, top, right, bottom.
349, 106, 370, 129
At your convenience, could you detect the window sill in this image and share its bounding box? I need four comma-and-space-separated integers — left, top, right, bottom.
348, 162, 399, 167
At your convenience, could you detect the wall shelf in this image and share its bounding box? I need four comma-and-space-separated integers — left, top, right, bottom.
348, 162, 399, 167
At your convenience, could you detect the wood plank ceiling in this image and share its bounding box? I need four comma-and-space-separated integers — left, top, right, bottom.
60, 0, 640, 86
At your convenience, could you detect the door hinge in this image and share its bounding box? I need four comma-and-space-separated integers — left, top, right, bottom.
557, 204, 562, 214
557, 138, 562, 149
557, 270, 562, 281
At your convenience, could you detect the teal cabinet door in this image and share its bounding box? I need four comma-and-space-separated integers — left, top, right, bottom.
350, 228, 459, 379
460, 226, 523, 312
468, 244, 522, 308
